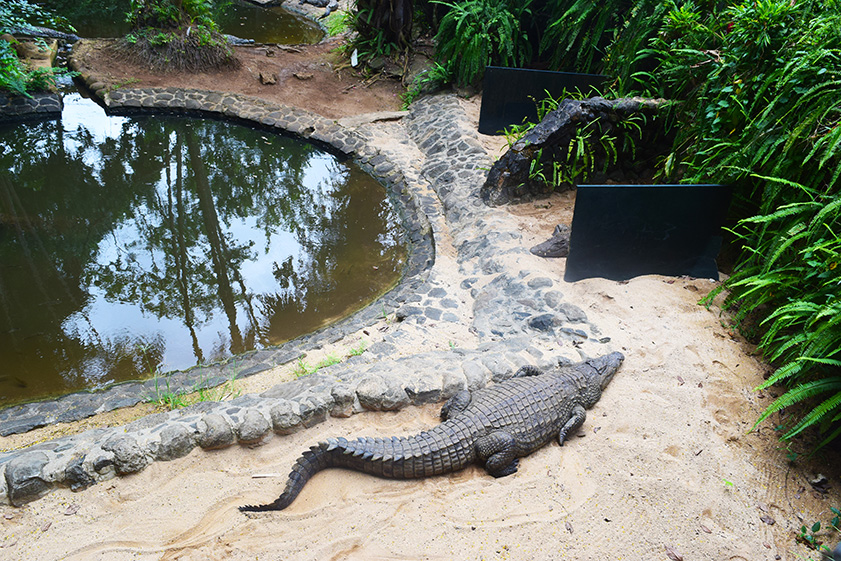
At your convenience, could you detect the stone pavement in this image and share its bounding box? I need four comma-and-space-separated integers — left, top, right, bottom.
0, 66, 617, 505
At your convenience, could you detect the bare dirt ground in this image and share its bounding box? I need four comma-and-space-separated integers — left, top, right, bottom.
75, 35, 405, 119
2, 32, 841, 561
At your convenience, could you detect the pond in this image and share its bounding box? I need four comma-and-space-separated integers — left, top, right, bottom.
0, 92, 406, 407
40, 0, 324, 44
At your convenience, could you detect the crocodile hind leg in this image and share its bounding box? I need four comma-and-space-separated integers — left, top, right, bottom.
440, 390, 472, 420
558, 405, 586, 446
475, 431, 519, 477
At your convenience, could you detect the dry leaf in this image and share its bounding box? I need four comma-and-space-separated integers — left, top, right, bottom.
41, 521, 52, 532
665, 545, 684, 560
677, 376, 685, 385
700, 524, 712, 534
760, 515, 776, 525
565, 521, 573, 534
64, 504, 80, 516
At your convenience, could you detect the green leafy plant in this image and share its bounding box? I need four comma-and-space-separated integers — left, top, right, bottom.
608, 0, 841, 450
0, 0, 78, 96
0, 38, 76, 97
401, 61, 451, 108
433, 0, 533, 87
0, 0, 75, 34
538, 0, 633, 74
503, 90, 644, 192
324, 9, 352, 37
796, 507, 840, 551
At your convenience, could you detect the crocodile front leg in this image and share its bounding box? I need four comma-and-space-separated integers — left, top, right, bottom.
558, 404, 586, 446
512, 365, 543, 378
440, 390, 472, 420
475, 431, 519, 477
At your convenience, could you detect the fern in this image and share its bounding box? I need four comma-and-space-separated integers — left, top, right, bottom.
433, 0, 532, 87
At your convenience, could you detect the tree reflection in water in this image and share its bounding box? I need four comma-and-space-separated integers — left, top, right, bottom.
0, 94, 405, 406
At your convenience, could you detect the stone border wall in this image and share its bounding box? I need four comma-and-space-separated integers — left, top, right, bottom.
0, 57, 436, 438
0, 92, 62, 120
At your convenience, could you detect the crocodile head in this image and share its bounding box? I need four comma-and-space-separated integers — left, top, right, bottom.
591, 351, 625, 391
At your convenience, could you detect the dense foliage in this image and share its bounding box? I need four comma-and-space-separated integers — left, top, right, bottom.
0, 0, 74, 97
628, 0, 841, 449
411, 0, 841, 448
120, 0, 238, 72
433, 0, 533, 87
0, 0, 73, 34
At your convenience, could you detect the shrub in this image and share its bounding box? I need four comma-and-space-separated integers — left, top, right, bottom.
433, 0, 533, 87
119, 0, 238, 73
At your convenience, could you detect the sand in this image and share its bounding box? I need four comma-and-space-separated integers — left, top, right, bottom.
2, 43, 841, 561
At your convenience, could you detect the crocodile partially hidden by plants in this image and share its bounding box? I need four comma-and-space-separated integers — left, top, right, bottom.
239, 351, 625, 512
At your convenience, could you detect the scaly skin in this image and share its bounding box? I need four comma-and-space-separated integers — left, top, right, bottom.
239, 351, 624, 512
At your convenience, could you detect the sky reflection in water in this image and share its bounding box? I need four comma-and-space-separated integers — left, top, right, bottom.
0, 94, 405, 406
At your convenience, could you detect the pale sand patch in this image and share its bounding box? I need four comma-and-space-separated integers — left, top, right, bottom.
2, 95, 840, 561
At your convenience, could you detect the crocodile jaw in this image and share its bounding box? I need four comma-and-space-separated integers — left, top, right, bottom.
594, 351, 625, 390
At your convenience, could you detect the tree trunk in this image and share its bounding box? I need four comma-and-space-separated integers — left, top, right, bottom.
356, 0, 414, 47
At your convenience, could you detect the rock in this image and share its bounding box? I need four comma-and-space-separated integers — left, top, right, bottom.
528, 313, 560, 332
557, 303, 588, 323
404, 372, 442, 405
356, 375, 410, 411
270, 400, 303, 435
5, 452, 50, 506
293, 72, 313, 80
337, 111, 408, 128
237, 409, 271, 443
196, 414, 235, 450
102, 435, 149, 475
529, 225, 570, 258
481, 97, 666, 206
259, 71, 277, 85
64, 456, 95, 492
441, 367, 468, 399
330, 384, 356, 417
462, 360, 490, 390
299, 394, 331, 427
481, 354, 515, 382
154, 424, 196, 460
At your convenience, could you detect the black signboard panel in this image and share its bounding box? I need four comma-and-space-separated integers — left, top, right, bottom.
564, 184, 732, 282
478, 67, 608, 135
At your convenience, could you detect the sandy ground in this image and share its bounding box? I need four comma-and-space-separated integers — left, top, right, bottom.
2, 31, 841, 561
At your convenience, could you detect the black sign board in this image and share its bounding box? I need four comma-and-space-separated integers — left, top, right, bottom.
564, 184, 732, 282
478, 66, 608, 135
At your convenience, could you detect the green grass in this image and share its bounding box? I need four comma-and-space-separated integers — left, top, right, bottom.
147, 368, 241, 410
293, 342, 369, 378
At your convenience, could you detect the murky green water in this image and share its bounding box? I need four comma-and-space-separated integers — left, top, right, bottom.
0, 93, 406, 407
40, 0, 324, 44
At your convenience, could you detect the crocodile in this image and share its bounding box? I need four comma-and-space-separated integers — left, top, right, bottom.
239, 351, 624, 512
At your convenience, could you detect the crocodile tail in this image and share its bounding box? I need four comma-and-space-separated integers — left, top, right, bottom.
239, 428, 471, 512
239, 442, 337, 512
